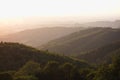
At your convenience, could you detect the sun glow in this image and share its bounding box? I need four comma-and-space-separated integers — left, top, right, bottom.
0, 0, 119, 19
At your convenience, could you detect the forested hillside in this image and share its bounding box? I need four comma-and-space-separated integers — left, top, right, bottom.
0, 42, 88, 72
78, 41, 120, 64
40, 27, 120, 56
0, 42, 120, 80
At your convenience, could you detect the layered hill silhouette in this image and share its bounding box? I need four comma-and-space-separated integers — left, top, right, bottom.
78, 41, 120, 64
0, 42, 88, 71
40, 27, 120, 56
0, 27, 84, 47
81, 20, 120, 28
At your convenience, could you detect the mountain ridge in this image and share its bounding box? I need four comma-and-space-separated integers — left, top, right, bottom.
77, 41, 120, 64
40, 27, 120, 56
0, 42, 88, 71
0, 27, 84, 47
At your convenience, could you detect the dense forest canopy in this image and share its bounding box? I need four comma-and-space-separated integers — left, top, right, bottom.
0, 41, 120, 80
0, 42, 89, 71
0, 27, 120, 80
78, 41, 120, 64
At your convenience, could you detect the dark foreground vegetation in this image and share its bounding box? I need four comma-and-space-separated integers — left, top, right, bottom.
78, 41, 120, 64
0, 54, 120, 80
0, 42, 120, 80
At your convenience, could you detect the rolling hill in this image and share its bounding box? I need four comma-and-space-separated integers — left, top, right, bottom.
81, 20, 120, 28
40, 27, 120, 56
0, 27, 84, 47
0, 42, 89, 71
77, 41, 120, 64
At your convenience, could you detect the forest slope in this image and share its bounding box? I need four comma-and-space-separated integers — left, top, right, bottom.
0, 27, 84, 47
0, 42, 88, 71
40, 27, 120, 56
77, 41, 120, 64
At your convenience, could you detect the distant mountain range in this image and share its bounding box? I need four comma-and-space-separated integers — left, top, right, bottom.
81, 20, 120, 28
0, 20, 120, 47
40, 27, 120, 56
0, 27, 84, 47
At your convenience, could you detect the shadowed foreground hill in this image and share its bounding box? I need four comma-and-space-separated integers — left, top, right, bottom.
40, 27, 120, 56
0, 42, 89, 71
78, 41, 120, 64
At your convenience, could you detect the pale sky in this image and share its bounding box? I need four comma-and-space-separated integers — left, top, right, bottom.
0, 0, 119, 18
0, 0, 120, 35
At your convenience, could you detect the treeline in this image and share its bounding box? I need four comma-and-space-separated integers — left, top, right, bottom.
78, 41, 120, 64
0, 42, 88, 71
0, 61, 92, 80
0, 42, 120, 80
0, 53, 120, 80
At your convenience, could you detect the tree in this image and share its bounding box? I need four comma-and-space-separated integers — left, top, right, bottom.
71, 67, 81, 80
0, 72, 13, 80
15, 76, 38, 80
93, 64, 111, 80
42, 61, 60, 80
94, 53, 120, 80
60, 63, 75, 80
109, 53, 120, 80
15, 61, 41, 77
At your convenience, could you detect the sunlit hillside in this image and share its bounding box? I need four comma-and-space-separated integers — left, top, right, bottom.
40, 27, 120, 56
0, 0, 120, 80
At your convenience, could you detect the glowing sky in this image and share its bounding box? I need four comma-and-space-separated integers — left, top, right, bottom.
0, 0, 119, 35
0, 0, 119, 19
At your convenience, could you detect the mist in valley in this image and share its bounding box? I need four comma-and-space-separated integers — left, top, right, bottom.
0, 0, 120, 80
